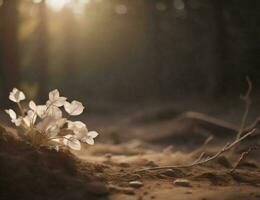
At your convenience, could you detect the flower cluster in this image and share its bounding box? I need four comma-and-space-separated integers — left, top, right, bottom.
5, 88, 98, 151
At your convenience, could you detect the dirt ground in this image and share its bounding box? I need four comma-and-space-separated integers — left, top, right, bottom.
1, 103, 260, 200
75, 143, 260, 200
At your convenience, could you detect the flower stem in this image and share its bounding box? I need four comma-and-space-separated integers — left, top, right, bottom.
17, 102, 25, 117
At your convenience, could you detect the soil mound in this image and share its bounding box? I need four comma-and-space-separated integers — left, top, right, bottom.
0, 125, 108, 200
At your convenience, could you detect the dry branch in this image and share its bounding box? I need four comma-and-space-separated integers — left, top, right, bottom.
231, 145, 259, 172
236, 76, 252, 140
135, 129, 257, 173
229, 77, 253, 156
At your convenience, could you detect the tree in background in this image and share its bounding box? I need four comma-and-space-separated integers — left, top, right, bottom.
62, 7, 78, 95
0, 0, 20, 106
0, 1, 4, 102
34, 0, 49, 101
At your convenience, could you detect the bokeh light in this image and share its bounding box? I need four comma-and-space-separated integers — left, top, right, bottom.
33, 0, 42, 4
174, 0, 185, 10
0, 0, 4, 7
78, 0, 90, 4
114, 4, 128, 15
155, 2, 167, 11
46, 0, 71, 12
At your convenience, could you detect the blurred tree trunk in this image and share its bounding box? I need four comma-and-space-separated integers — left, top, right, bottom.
213, 0, 228, 95
35, 0, 48, 101
0, 3, 4, 102
1, 0, 20, 106
145, 1, 164, 98
62, 8, 77, 94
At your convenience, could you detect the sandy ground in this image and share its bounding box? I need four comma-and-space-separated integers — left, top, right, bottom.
1, 103, 260, 200
74, 142, 260, 200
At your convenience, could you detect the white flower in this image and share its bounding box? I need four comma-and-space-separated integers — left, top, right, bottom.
23, 110, 37, 128
46, 118, 66, 138
9, 88, 25, 103
81, 131, 99, 145
4, 87, 99, 150
67, 121, 87, 134
64, 100, 84, 116
56, 118, 67, 128
46, 89, 67, 107
46, 106, 62, 119
5, 109, 22, 126
36, 116, 54, 133
29, 101, 47, 118
37, 117, 66, 137
45, 123, 60, 138
63, 134, 81, 150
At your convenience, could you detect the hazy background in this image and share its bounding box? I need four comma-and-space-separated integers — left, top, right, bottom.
0, 0, 259, 110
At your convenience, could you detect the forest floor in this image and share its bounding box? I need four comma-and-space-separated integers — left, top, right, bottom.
1, 101, 260, 200
76, 143, 260, 200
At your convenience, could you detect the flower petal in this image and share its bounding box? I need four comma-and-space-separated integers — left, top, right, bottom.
5, 109, 17, 120
47, 89, 66, 107
64, 100, 84, 116
36, 105, 47, 118
13, 118, 22, 126
29, 101, 37, 110
88, 131, 99, 138
46, 106, 62, 119
63, 135, 81, 150
68, 121, 86, 129
23, 110, 37, 128
67, 121, 87, 135
68, 139, 81, 150
85, 137, 94, 145
46, 124, 59, 138
75, 127, 88, 139
49, 89, 60, 101
56, 118, 67, 128
63, 134, 72, 146
9, 88, 26, 103
23, 117, 31, 128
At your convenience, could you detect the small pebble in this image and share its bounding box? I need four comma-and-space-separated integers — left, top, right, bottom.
129, 181, 144, 188
174, 179, 191, 187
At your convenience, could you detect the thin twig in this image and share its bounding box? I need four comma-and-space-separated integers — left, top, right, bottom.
236, 76, 252, 140
229, 77, 252, 156
134, 129, 257, 172
244, 116, 260, 133
192, 152, 205, 164
231, 145, 259, 172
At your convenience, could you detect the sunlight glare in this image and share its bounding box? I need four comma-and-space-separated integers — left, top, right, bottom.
33, 0, 42, 4
46, 0, 71, 12
78, 0, 90, 4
